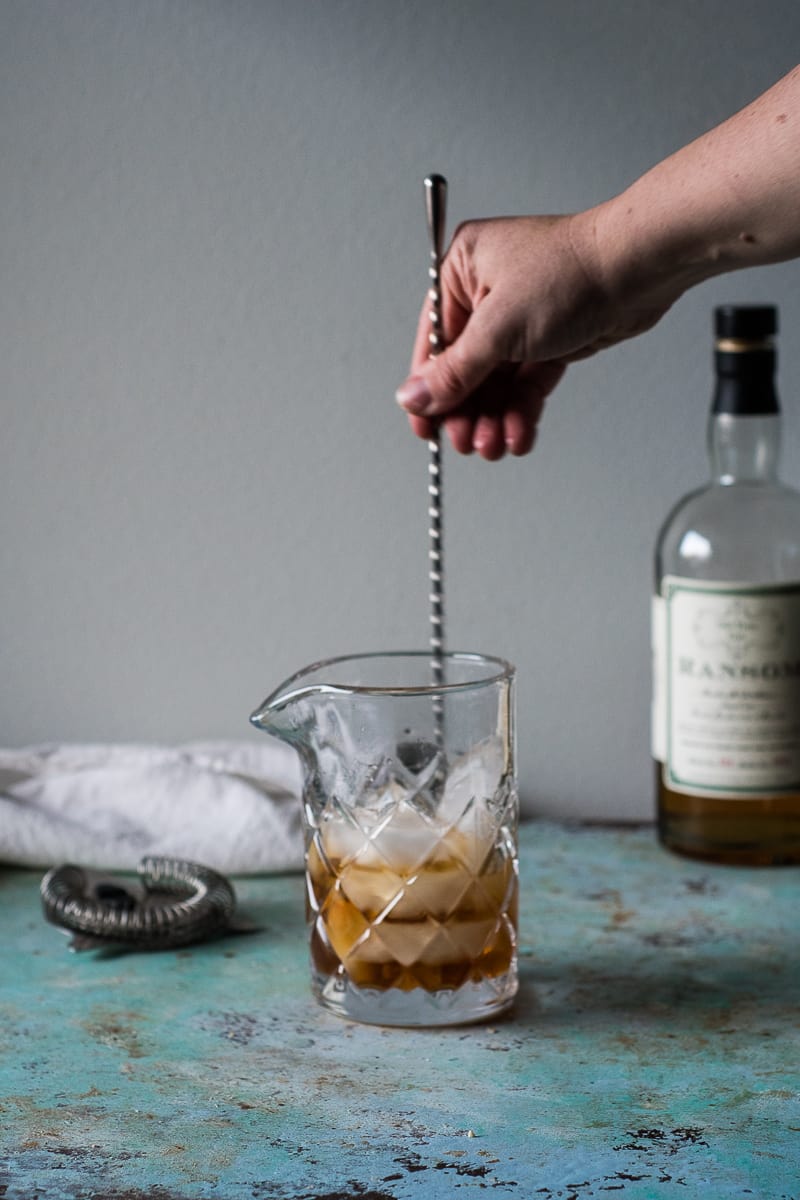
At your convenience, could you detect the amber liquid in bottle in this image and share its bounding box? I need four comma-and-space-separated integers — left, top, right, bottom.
656, 768, 800, 865
654, 306, 800, 864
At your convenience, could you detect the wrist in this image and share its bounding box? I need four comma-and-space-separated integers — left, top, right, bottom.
583, 185, 716, 309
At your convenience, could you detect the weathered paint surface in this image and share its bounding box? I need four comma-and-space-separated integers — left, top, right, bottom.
1, 820, 799, 1198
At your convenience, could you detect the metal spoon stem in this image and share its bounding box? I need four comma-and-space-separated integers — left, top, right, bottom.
424, 174, 447, 729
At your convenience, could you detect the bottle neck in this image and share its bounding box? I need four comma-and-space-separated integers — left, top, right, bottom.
709, 342, 780, 484
708, 413, 781, 484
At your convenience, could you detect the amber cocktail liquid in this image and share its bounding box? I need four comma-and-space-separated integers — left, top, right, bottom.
307, 778, 517, 1022
251, 651, 518, 1027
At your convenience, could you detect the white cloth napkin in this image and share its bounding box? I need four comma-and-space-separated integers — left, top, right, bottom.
0, 740, 305, 875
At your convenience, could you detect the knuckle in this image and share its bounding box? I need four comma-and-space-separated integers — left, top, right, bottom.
451, 218, 479, 247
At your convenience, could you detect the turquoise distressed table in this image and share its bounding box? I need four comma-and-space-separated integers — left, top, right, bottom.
2, 820, 800, 1199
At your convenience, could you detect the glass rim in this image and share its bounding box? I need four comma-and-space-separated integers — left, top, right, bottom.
263, 649, 515, 703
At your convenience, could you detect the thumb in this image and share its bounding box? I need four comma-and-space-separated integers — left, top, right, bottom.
396, 307, 500, 417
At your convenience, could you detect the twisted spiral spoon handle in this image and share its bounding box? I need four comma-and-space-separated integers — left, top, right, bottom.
424, 173, 447, 701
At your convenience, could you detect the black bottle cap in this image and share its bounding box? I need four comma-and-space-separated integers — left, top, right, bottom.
715, 305, 777, 340
712, 305, 779, 415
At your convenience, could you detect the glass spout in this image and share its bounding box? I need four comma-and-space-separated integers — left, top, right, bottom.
249, 680, 310, 743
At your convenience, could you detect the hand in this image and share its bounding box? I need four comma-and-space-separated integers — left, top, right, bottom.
396, 211, 677, 460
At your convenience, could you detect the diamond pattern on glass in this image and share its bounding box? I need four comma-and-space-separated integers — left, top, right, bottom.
307, 763, 518, 999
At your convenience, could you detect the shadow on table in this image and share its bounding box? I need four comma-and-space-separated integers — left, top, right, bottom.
510, 936, 800, 1031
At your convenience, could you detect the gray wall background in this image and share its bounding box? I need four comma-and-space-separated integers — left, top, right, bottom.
2, 0, 799, 820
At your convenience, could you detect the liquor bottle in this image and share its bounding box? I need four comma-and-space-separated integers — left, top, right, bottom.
653, 305, 800, 864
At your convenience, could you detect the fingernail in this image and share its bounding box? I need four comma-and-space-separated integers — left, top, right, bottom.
395, 376, 433, 415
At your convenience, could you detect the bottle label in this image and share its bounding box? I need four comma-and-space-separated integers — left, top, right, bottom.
653, 577, 800, 797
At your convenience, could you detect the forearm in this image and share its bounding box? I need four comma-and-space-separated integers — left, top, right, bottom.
591, 66, 800, 297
